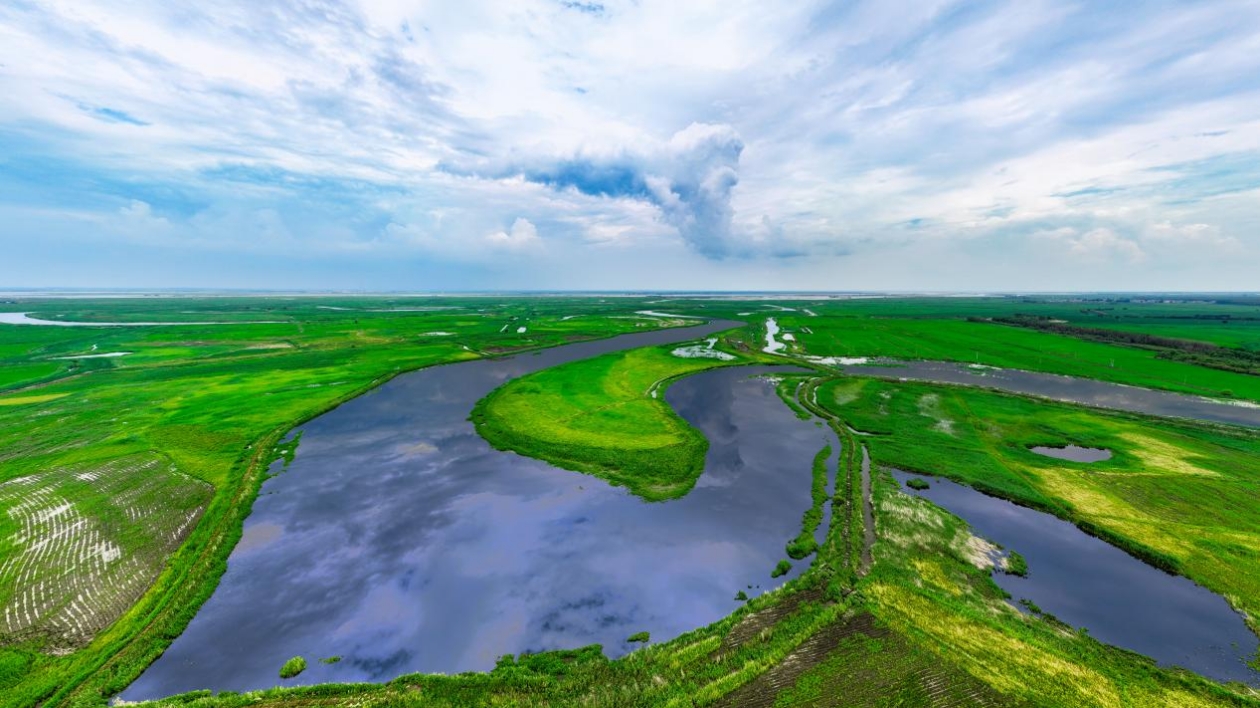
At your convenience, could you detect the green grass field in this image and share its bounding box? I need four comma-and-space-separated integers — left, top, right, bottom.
619, 296, 1260, 400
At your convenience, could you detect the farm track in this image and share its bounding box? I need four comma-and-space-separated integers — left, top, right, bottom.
717, 589, 825, 660
859, 445, 874, 576
715, 613, 1013, 707
715, 614, 877, 708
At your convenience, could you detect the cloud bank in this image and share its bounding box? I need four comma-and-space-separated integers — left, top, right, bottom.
1, 0, 1259, 289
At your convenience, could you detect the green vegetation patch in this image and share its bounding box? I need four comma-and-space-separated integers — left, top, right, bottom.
785, 444, 831, 560
773, 300, 1260, 402
1005, 550, 1028, 577
278, 656, 306, 679
471, 342, 742, 501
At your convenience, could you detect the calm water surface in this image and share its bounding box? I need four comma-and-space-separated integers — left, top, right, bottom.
1029, 445, 1113, 463
123, 322, 836, 699
844, 361, 1260, 428
893, 471, 1260, 686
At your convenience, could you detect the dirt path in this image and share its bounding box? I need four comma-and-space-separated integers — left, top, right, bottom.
859, 444, 875, 576
714, 613, 1014, 708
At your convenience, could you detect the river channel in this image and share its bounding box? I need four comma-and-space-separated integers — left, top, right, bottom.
122, 322, 836, 699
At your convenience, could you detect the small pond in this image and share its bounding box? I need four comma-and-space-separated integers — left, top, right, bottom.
1029, 445, 1113, 463
893, 471, 1260, 686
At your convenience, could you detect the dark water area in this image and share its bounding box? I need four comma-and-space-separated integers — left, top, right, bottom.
843, 361, 1260, 428
122, 322, 836, 700
1030, 445, 1113, 462
892, 471, 1260, 686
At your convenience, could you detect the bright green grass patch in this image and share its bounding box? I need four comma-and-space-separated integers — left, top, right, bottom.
278, 656, 306, 679
1006, 550, 1028, 577
471, 342, 743, 501
0, 392, 67, 406
749, 306, 1260, 403
0, 362, 66, 392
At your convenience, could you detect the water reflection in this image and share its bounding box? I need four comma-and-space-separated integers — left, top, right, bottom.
122, 322, 833, 700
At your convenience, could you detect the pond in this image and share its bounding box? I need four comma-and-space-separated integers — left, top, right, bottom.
1029, 445, 1113, 462
892, 471, 1260, 686
121, 322, 837, 700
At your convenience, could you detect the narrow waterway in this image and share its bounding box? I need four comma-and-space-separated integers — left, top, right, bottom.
842, 360, 1260, 428
893, 471, 1260, 686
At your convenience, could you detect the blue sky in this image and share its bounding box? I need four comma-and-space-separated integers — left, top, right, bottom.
2, 0, 1259, 290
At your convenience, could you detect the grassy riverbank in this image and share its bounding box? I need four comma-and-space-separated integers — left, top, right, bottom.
626, 296, 1260, 402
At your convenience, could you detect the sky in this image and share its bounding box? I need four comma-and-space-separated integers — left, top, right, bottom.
2, 0, 1259, 291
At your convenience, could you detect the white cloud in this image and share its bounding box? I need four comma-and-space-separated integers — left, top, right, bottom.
1, 0, 1259, 288
486, 217, 541, 249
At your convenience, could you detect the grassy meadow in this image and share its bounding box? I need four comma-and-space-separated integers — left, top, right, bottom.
625, 296, 1260, 401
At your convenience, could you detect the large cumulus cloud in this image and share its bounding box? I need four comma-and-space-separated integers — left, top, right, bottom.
447, 123, 744, 258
